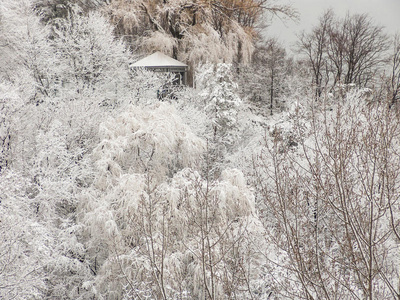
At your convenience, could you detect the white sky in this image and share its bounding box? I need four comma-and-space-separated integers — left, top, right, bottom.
266, 0, 400, 52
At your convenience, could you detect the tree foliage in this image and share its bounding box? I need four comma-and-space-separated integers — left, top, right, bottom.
0, 1, 139, 298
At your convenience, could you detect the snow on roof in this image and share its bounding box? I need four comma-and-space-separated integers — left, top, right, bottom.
131, 51, 188, 68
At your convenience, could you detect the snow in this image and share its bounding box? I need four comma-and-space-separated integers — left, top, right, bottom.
2, 1, 400, 298
131, 51, 188, 68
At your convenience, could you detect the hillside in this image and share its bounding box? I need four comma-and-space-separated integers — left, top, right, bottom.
1, 1, 400, 299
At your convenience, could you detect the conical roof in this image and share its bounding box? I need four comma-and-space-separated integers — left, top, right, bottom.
131, 51, 187, 68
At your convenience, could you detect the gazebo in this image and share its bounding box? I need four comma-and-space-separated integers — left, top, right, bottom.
131, 51, 188, 85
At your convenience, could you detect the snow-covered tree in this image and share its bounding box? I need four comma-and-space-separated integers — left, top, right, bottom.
196, 63, 242, 152
103, 0, 296, 64
0, 1, 141, 298
0, 83, 24, 173
0, 171, 47, 299
0, 0, 56, 102
51, 8, 134, 106
237, 38, 290, 115
78, 101, 268, 299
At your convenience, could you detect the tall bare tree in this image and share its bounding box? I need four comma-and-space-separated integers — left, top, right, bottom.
298, 9, 333, 98
334, 13, 389, 86
389, 34, 400, 108
299, 11, 389, 96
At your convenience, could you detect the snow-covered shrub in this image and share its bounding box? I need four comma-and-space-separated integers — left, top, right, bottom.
0, 171, 47, 299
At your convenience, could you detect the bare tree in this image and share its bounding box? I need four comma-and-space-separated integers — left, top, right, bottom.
334, 13, 389, 86
255, 92, 400, 299
299, 11, 389, 95
389, 34, 400, 108
298, 9, 333, 98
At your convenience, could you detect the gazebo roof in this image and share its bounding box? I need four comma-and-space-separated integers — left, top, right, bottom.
131, 51, 188, 68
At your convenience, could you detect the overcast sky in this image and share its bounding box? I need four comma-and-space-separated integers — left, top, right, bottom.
266, 0, 400, 51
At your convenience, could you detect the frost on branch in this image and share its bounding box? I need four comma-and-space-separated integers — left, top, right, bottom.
0, 171, 46, 299
51, 9, 133, 106
255, 91, 400, 299
196, 63, 242, 144
92, 102, 206, 187
80, 102, 267, 299
83, 167, 266, 299
0, 0, 55, 100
